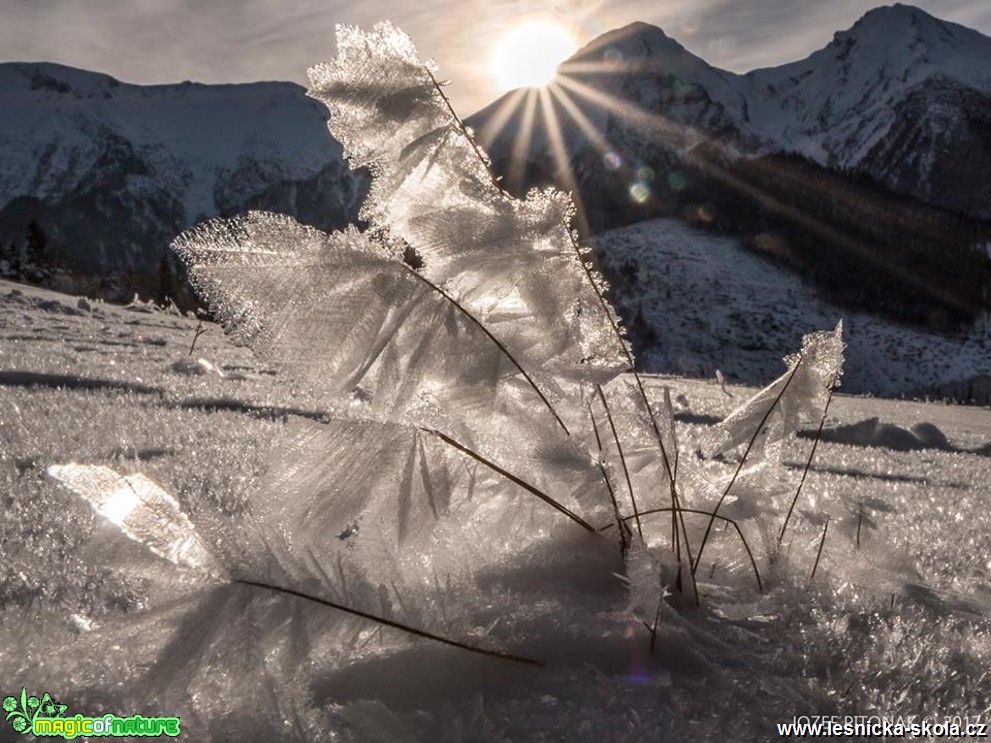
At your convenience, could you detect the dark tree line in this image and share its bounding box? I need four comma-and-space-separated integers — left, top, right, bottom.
493, 139, 991, 332
0, 219, 57, 285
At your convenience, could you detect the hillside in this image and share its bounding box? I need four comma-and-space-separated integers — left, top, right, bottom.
473, 4, 991, 221
594, 218, 991, 400
469, 5, 991, 331
0, 63, 366, 303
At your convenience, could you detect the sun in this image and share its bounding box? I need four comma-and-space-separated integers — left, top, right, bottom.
491, 21, 578, 91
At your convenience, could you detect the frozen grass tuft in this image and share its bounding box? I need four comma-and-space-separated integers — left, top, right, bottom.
1, 21, 990, 741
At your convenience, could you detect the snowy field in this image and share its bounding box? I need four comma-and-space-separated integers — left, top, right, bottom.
2, 278, 990, 741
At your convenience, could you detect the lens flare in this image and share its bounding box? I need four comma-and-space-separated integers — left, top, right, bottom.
630, 182, 650, 203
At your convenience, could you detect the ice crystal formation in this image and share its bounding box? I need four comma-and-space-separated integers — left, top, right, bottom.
37, 23, 847, 740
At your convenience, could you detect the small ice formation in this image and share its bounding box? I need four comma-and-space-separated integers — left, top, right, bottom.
170, 356, 225, 377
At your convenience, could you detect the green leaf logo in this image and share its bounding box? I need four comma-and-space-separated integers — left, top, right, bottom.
3, 688, 67, 735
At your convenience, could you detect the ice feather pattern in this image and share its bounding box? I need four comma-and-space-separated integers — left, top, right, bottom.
309, 23, 629, 395
42, 427, 578, 739
704, 321, 844, 461
45, 464, 225, 579
174, 211, 608, 512
173, 213, 537, 418
251, 418, 611, 627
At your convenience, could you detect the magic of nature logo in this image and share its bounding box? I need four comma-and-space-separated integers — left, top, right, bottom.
3, 687, 180, 738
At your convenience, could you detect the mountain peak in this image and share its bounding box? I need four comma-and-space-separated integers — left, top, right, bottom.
861, 3, 933, 21
568, 21, 688, 65
810, 2, 991, 93
846, 3, 962, 34
843, 2, 978, 48
0, 62, 364, 298
0, 61, 124, 98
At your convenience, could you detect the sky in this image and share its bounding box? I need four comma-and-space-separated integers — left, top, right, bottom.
3, 0, 991, 113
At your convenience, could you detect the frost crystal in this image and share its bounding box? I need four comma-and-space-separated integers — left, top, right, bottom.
29, 23, 862, 739
309, 22, 629, 406
174, 211, 607, 509
705, 321, 844, 462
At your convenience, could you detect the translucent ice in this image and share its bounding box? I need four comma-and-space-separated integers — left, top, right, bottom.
47, 463, 225, 578
309, 23, 628, 407
173, 213, 610, 512
704, 321, 844, 462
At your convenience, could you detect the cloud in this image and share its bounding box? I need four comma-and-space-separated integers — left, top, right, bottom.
2, 0, 990, 113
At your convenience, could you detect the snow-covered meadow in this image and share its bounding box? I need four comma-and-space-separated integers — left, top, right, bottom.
2, 276, 989, 740
2, 21, 990, 743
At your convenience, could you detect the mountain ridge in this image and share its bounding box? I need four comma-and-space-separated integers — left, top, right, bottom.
471, 3, 991, 222
1, 5, 989, 324
468, 4, 991, 332
0, 61, 366, 303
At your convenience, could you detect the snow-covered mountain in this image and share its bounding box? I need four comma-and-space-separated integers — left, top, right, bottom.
746, 4, 991, 218
0, 62, 365, 298
471, 3, 991, 221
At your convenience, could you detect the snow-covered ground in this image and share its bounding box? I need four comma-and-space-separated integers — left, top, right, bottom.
596, 217, 991, 400
2, 278, 989, 740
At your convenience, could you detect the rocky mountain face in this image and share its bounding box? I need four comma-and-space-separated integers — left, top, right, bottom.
471, 3, 991, 221
2, 5, 988, 322
0, 62, 365, 303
